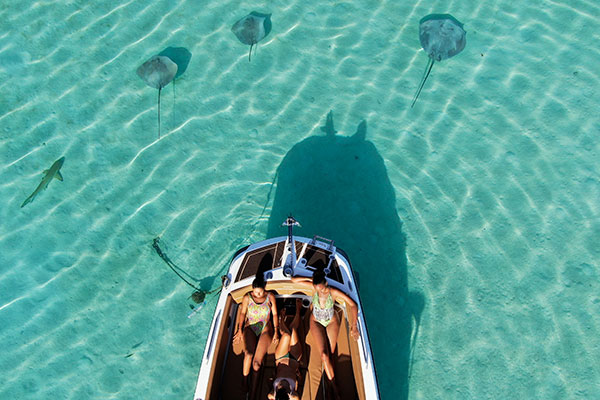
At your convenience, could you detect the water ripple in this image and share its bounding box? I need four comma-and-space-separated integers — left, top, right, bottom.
0, 0, 599, 399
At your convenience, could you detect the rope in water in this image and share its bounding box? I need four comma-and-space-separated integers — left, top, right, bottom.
152, 237, 221, 303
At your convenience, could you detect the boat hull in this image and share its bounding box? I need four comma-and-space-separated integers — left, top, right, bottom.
193, 235, 380, 400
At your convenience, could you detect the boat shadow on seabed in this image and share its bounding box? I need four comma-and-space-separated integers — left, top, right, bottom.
266, 111, 425, 400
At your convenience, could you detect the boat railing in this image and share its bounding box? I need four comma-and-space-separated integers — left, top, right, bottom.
310, 235, 335, 250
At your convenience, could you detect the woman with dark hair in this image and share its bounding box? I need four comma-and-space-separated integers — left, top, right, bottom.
233, 273, 279, 398
292, 270, 359, 397
268, 299, 303, 400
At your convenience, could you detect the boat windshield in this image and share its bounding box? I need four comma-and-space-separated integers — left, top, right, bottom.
234, 239, 344, 284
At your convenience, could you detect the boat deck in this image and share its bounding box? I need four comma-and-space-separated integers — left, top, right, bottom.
196, 235, 376, 400
217, 295, 362, 400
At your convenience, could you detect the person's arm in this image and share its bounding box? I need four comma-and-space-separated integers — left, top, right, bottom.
233, 295, 248, 343
331, 288, 360, 340
269, 292, 280, 342
291, 275, 313, 288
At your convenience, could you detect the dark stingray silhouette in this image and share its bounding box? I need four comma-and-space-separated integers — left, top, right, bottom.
231, 11, 272, 62
266, 111, 424, 399
158, 47, 192, 79
137, 55, 178, 138
411, 14, 466, 108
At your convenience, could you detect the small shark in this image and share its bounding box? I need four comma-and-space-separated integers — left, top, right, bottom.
21, 156, 65, 208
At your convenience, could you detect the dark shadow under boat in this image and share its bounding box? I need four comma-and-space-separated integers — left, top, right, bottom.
266, 112, 424, 399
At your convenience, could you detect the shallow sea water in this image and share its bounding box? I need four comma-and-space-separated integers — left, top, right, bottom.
0, 0, 599, 399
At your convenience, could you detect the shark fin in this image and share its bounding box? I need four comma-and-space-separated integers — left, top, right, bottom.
55, 171, 63, 181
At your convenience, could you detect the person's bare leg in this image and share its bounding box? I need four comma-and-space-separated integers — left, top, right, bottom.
325, 312, 341, 400
275, 313, 291, 361
325, 311, 341, 354
242, 327, 257, 392
310, 315, 335, 381
289, 299, 302, 360
279, 307, 290, 335
250, 324, 273, 400
253, 323, 273, 370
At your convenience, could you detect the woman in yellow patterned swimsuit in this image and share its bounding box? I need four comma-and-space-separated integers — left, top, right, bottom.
233, 274, 279, 399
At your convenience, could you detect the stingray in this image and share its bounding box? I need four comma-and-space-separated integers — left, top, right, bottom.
158, 47, 192, 79
231, 11, 272, 62
411, 14, 466, 108
136, 55, 178, 138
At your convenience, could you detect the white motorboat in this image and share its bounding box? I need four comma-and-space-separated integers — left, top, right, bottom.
193, 217, 380, 400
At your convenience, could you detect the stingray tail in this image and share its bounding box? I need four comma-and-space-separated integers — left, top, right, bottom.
248, 43, 253, 62
158, 86, 162, 139
172, 79, 176, 103
411, 57, 434, 108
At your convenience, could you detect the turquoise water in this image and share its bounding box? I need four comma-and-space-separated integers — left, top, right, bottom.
1, 0, 598, 398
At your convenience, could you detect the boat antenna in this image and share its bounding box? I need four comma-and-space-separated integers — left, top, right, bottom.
281, 215, 300, 276
152, 237, 222, 303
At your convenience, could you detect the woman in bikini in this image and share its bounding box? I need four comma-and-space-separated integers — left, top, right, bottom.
292, 269, 359, 397
233, 274, 279, 398
268, 299, 303, 400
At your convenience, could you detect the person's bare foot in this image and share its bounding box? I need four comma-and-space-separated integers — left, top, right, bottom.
289, 298, 302, 330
